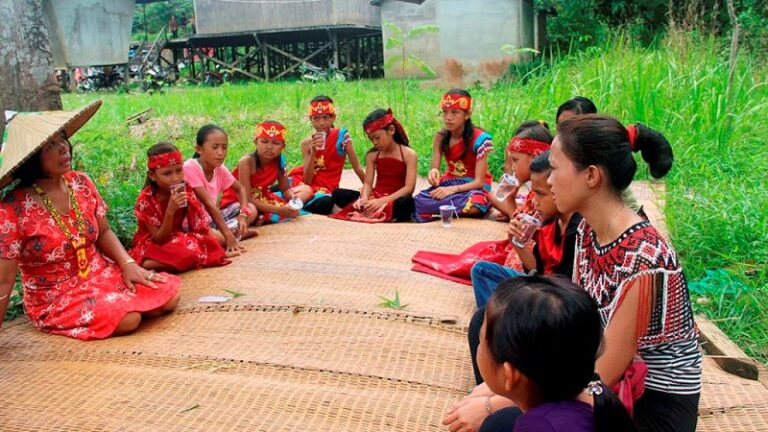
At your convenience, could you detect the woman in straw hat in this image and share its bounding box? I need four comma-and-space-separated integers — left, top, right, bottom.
0, 101, 180, 340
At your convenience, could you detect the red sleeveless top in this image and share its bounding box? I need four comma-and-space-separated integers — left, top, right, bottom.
441, 128, 493, 187
288, 127, 349, 194
220, 154, 286, 209
372, 145, 407, 196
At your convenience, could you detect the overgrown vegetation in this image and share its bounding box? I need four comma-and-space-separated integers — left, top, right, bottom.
4, 25, 766, 365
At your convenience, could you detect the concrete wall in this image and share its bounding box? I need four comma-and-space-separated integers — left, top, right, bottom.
45, 0, 135, 67
382, 0, 535, 81
194, 0, 380, 35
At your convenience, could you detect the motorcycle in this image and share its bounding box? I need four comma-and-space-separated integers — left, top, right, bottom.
299, 62, 347, 82
77, 67, 123, 92
142, 65, 171, 93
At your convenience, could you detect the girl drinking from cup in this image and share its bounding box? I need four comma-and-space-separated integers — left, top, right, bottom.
287, 95, 365, 214
331, 108, 417, 223
183, 125, 257, 254
221, 121, 311, 224
130, 143, 231, 273
413, 88, 494, 222
488, 120, 552, 222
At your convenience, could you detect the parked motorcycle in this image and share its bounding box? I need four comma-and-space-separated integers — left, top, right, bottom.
299, 63, 347, 82
142, 65, 172, 93
77, 66, 123, 92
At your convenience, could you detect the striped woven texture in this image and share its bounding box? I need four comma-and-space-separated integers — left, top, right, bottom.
0, 175, 765, 431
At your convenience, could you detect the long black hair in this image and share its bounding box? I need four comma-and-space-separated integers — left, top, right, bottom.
485, 275, 637, 432
557, 115, 673, 193
362, 108, 409, 154
556, 96, 598, 123
439, 88, 475, 160
193, 124, 227, 159
144, 142, 180, 188
14, 132, 72, 188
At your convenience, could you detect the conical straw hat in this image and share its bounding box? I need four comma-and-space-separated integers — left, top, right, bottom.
0, 100, 102, 188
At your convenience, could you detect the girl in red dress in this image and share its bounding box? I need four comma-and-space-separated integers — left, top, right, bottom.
221, 121, 311, 224
287, 95, 365, 214
130, 143, 230, 273
0, 101, 180, 340
413, 88, 494, 222
331, 108, 417, 223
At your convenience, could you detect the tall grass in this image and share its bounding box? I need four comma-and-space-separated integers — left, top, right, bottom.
36, 31, 768, 363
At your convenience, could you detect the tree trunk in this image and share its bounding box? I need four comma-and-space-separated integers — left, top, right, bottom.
0, 0, 62, 145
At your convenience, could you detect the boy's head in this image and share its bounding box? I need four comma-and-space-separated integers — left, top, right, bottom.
529, 151, 558, 222
309, 95, 336, 132
253, 120, 287, 159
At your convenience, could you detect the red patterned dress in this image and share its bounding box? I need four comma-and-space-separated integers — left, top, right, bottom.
0, 171, 180, 340
330, 146, 408, 223
130, 183, 228, 271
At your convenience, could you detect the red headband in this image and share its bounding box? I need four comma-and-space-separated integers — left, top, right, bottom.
364, 111, 394, 135
255, 122, 287, 142
441, 93, 472, 112
308, 101, 335, 117
626, 124, 637, 151
148, 151, 183, 169
506, 137, 550, 156
363, 109, 410, 146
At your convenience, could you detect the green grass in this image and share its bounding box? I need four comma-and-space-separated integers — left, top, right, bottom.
7, 31, 767, 364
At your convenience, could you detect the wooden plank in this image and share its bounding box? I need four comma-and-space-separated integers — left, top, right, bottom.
697, 314, 760, 380
195, 49, 263, 81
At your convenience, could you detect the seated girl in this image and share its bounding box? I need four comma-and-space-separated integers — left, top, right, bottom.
220, 121, 312, 224
183, 125, 257, 255
473, 275, 635, 431
331, 108, 417, 223
487, 120, 552, 221
288, 95, 365, 214
413, 88, 493, 222
130, 143, 231, 273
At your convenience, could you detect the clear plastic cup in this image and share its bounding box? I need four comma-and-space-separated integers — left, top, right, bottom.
439, 205, 456, 228
512, 213, 542, 247
226, 218, 242, 241
314, 131, 327, 151
495, 173, 520, 201
170, 183, 187, 207
288, 197, 303, 210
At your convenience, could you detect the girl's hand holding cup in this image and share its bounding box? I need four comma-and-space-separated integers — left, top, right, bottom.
280, 205, 300, 219
312, 131, 327, 151
507, 214, 526, 242
169, 183, 187, 213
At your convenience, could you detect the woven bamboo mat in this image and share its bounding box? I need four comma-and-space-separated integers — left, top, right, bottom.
0, 173, 766, 431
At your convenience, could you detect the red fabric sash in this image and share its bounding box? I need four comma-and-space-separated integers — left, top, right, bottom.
411, 240, 509, 285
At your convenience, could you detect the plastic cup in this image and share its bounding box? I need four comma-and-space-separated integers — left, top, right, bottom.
288, 197, 303, 210
439, 205, 456, 228
494, 173, 520, 201
170, 183, 187, 207
314, 131, 327, 151
226, 218, 241, 241
512, 213, 542, 247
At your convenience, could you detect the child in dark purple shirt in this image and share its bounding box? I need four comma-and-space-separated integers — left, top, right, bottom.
475, 275, 636, 432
